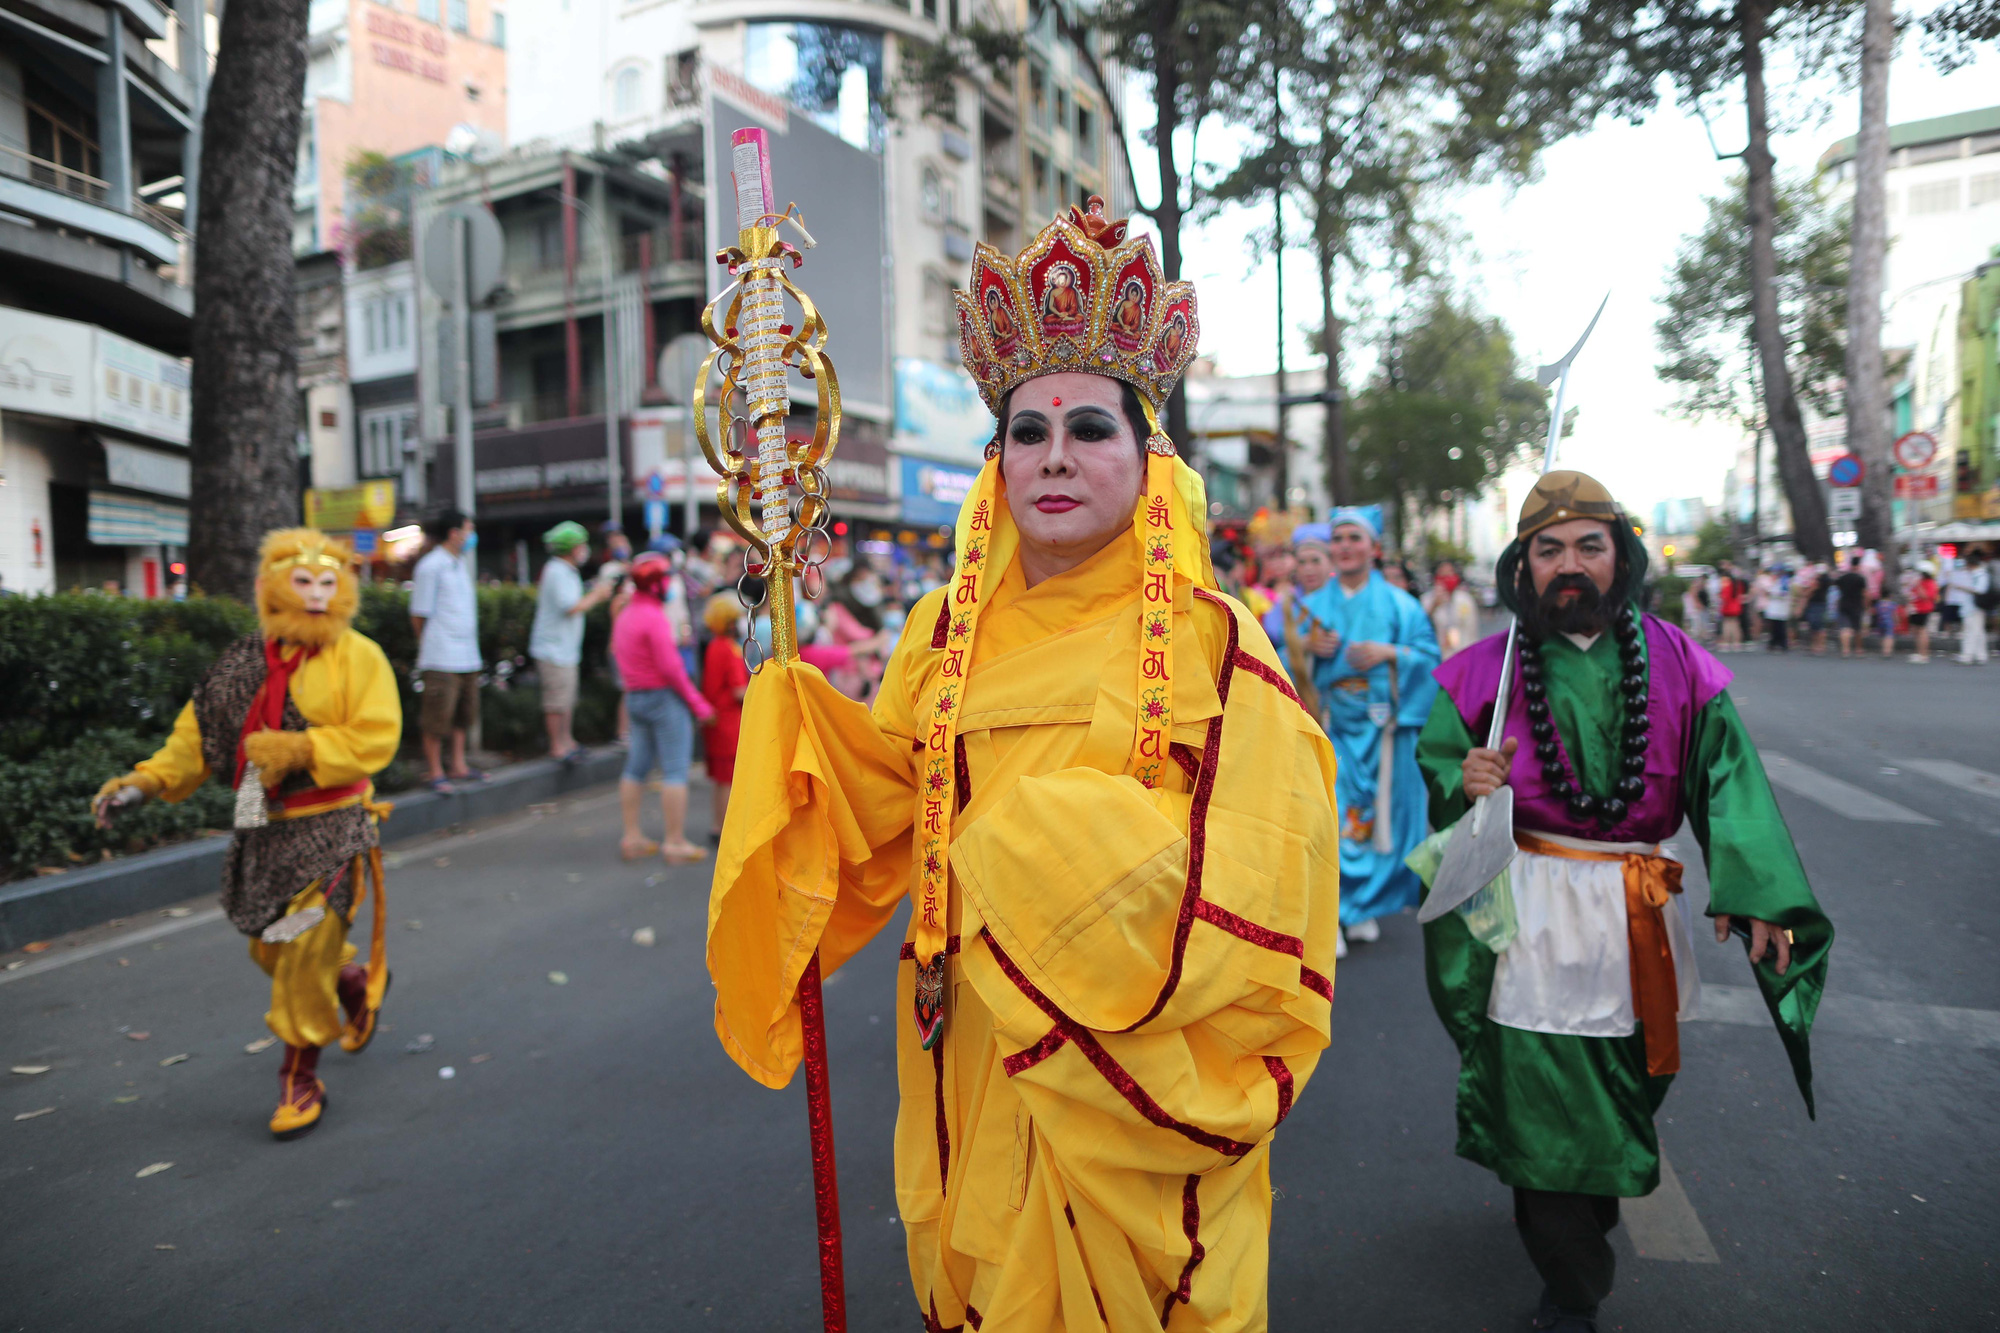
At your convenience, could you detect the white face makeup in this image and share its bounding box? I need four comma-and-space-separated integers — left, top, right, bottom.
1329, 524, 1377, 577
1000, 372, 1145, 586
288, 565, 341, 613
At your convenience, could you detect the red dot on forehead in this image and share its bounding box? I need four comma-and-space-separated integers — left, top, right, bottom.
1052, 396, 1062, 406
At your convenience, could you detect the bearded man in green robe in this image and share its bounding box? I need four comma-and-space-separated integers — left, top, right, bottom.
1414, 471, 1832, 1333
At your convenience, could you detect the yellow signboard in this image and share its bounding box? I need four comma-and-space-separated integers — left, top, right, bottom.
304, 480, 398, 532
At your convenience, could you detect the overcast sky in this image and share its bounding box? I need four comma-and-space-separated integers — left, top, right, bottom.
1121, 30, 1999, 514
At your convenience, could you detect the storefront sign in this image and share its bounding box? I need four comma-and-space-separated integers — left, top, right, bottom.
894, 358, 990, 467
900, 456, 980, 526
102, 438, 191, 498
0, 309, 189, 446
304, 479, 399, 531
88, 491, 188, 545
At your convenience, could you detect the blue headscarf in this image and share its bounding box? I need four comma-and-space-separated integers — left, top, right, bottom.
1291, 522, 1334, 550
1329, 505, 1384, 541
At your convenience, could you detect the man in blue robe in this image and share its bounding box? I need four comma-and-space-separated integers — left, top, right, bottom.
1301, 506, 1441, 952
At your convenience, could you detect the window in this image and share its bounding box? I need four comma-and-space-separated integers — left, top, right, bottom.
23, 72, 102, 199
360, 408, 417, 478
418, 0, 438, 21
922, 164, 943, 220
1030, 150, 1052, 218
923, 270, 955, 340
668, 49, 700, 105
613, 65, 643, 116
490, 10, 505, 45
1075, 99, 1098, 166
1909, 179, 1961, 215
1971, 173, 2000, 207
1028, 62, 1052, 132
448, 0, 468, 32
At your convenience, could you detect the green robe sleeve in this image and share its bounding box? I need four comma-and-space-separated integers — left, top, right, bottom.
1417, 690, 1476, 831
1682, 690, 1834, 1118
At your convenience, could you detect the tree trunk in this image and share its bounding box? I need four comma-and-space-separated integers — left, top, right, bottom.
1270, 64, 1289, 509
1316, 218, 1350, 505
1846, 0, 1897, 585
1740, 0, 1833, 565
1151, 0, 1191, 455
187, 0, 311, 598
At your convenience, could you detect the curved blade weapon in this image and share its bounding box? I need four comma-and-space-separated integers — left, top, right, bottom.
695, 127, 848, 1332
1418, 292, 1610, 925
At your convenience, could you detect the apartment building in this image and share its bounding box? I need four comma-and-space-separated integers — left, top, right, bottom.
0, 0, 204, 595
1821, 105, 2000, 529
502, 0, 1130, 530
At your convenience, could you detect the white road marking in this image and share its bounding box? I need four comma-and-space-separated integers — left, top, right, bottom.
1895, 758, 2000, 803
1759, 753, 1937, 824
1623, 1152, 1719, 1264
4, 789, 629, 986
0, 910, 227, 987
1690, 983, 2000, 1049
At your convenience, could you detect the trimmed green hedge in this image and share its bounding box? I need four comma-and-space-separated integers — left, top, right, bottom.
0, 585, 619, 881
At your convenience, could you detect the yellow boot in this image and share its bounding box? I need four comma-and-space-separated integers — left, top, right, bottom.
270, 1044, 326, 1139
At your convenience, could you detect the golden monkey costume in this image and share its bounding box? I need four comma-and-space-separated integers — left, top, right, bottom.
95, 530, 401, 1138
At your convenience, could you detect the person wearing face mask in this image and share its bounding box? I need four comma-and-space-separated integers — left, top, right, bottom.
1299, 506, 1441, 954
820, 564, 894, 701
707, 198, 1341, 1331
90, 531, 401, 1139
1416, 472, 1831, 1333
1424, 559, 1482, 658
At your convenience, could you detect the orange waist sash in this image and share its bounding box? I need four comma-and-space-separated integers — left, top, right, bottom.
1515, 831, 1685, 1077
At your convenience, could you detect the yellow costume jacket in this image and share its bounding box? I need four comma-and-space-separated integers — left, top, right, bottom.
136, 628, 400, 935
709, 531, 1341, 1331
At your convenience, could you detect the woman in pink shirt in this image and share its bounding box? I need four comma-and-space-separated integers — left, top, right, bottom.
612, 552, 714, 864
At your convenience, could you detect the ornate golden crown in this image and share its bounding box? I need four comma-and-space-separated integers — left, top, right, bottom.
955, 198, 1199, 433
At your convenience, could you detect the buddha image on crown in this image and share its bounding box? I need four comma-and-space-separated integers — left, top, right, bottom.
954, 196, 1200, 427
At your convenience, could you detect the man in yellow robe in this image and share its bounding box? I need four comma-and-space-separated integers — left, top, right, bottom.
92, 529, 400, 1139
708, 201, 1342, 1329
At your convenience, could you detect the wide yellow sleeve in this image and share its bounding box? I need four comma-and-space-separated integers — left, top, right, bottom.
133, 699, 211, 803
707, 658, 917, 1089
295, 632, 403, 787
953, 596, 1341, 1176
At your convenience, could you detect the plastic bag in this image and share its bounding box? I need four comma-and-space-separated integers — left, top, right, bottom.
1405, 824, 1518, 954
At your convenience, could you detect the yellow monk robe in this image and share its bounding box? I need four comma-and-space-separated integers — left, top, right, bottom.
133, 629, 402, 817
709, 531, 1341, 1331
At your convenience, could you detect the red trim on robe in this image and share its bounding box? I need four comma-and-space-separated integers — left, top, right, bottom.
980, 929, 1254, 1159
1229, 646, 1308, 711
1192, 897, 1304, 958
932, 1039, 951, 1194
1264, 1055, 1295, 1125
1299, 966, 1332, 1001
1161, 1172, 1206, 1321
1001, 1025, 1070, 1076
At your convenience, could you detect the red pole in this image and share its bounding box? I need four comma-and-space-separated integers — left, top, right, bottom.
796, 951, 848, 1332
639, 231, 658, 396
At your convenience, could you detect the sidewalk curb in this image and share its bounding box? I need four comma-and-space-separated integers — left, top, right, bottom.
0, 751, 630, 952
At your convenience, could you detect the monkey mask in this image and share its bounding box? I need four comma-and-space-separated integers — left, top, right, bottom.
255, 528, 360, 649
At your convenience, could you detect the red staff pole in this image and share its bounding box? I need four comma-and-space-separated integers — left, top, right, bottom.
796, 951, 847, 1331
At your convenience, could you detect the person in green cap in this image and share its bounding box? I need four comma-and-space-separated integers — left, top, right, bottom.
530, 520, 611, 764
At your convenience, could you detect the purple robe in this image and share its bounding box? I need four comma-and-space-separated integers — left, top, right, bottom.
1429, 615, 1734, 843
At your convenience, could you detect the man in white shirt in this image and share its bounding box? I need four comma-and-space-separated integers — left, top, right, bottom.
409, 509, 482, 792
530, 520, 610, 763
1948, 549, 1991, 665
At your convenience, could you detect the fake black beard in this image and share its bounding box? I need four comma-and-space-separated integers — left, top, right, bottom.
1523, 573, 1619, 639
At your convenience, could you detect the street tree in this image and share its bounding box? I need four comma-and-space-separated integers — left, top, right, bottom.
1656, 176, 1848, 430
187, 0, 314, 597
1576, 0, 1862, 565
1844, 0, 1894, 579
1207, 0, 1662, 506
1345, 289, 1547, 550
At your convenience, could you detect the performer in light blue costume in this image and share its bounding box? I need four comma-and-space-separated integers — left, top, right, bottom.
1300, 505, 1441, 947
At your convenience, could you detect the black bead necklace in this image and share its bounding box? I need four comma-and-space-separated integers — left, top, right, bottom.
1518, 605, 1649, 830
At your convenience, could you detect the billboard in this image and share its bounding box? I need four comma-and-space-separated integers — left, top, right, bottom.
706, 83, 889, 421
0, 309, 190, 446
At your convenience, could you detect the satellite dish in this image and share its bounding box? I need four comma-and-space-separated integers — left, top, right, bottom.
658, 332, 711, 407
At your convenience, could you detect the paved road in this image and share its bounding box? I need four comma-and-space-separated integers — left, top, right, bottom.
3, 649, 1995, 1330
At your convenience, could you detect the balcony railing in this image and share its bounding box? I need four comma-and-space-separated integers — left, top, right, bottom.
0, 142, 109, 205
